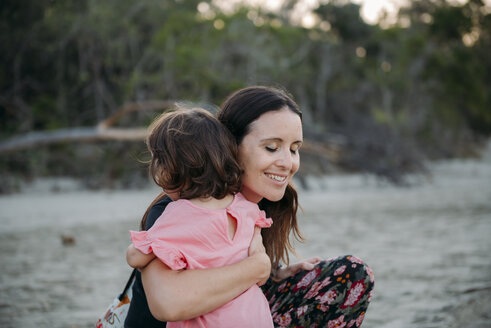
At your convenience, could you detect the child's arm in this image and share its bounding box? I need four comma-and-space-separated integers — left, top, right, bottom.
126, 243, 156, 269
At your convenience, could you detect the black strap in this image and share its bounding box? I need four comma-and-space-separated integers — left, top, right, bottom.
119, 269, 137, 301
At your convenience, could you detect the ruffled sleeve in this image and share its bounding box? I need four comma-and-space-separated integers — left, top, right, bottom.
233, 192, 273, 228
129, 230, 153, 254
129, 230, 187, 270
255, 210, 273, 228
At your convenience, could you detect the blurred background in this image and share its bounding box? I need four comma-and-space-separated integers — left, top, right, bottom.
0, 0, 490, 327
1, 0, 490, 188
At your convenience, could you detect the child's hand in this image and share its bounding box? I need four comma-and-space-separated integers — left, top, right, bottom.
126, 243, 156, 269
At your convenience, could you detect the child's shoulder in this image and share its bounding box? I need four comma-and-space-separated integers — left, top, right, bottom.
157, 199, 205, 225
165, 198, 192, 211
229, 193, 262, 214
233, 192, 258, 207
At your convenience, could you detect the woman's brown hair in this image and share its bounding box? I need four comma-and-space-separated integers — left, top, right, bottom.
140, 107, 241, 230
217, 85, 304, 268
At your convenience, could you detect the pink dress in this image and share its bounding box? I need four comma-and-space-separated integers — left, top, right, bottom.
130, 192, 274, 328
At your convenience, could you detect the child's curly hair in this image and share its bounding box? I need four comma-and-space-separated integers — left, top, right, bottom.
147, 107, 241, 200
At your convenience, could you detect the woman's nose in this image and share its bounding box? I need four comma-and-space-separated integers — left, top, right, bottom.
276, 149, 293, 170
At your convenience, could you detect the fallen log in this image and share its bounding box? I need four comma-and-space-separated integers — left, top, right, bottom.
0, 98, 342, 164
0, 127, 340, 163
0, 100, 176, 154
0, 127, 149, 153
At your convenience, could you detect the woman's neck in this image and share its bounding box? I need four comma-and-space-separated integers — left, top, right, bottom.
188, 194, 234, 209
240, 188, 263, 204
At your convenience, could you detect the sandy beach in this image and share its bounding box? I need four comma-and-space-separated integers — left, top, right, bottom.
1, 143, 490, 328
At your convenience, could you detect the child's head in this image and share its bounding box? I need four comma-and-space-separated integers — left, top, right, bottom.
147, 107, 241, 200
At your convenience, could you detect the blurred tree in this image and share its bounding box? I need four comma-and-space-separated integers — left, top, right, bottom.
1, 0, 490, 187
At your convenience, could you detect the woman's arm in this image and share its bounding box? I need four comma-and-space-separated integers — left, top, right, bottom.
271, 257, 322, 282
126, 244, 156, 269
141, 228, 271, 322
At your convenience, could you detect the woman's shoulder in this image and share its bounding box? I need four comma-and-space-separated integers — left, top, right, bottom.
146, 196, 173, 230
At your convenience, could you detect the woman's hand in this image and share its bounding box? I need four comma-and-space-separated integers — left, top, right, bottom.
272, 257, 322, 282
249, 227, 266, 256
249, 227, 271, 286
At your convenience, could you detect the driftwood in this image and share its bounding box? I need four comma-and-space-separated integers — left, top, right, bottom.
0, 127, 149, 153
301, 139, 342, 162
0, 100, 341, 163
0, 128, 340, 162
0, 100, 175, 154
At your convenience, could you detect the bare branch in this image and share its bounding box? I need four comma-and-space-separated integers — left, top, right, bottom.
97, 100, 176, 128
301, 139, 342, 163
0, 100, 176, 153
0, 99, 341, 167
0, 127, 149, 153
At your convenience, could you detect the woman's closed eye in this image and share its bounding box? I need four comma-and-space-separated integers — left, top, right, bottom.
290, 143, 301, 154
266, 144, 301, 154
265, 142, 280, 152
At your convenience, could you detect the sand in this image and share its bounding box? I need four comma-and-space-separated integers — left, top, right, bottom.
0, 143, 490, 328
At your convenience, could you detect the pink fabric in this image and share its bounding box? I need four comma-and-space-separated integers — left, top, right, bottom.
130, 192, 274, 328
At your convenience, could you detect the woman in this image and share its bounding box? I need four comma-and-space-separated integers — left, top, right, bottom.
125, 86, 374, 327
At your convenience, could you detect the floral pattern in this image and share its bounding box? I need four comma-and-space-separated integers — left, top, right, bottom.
262, 255, 374, 327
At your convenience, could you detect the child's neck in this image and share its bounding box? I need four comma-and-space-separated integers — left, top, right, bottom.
189, 194, 234, 209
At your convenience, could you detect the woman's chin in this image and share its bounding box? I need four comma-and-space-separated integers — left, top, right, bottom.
241, 186, 287, 203
263, 191, 286, 202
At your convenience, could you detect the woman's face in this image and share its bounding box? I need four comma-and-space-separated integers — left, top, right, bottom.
238, 108, 302, 203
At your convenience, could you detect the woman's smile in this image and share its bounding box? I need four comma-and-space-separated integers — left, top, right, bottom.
265, 173, 287, 183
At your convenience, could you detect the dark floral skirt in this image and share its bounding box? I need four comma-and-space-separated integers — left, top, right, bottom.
261, 255, 374, 328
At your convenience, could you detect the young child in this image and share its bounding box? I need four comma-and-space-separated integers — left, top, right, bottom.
126, 107, 274, 328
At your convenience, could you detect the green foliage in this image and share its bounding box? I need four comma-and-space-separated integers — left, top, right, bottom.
315, 2, 371, 41
1, 0, 490, 185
